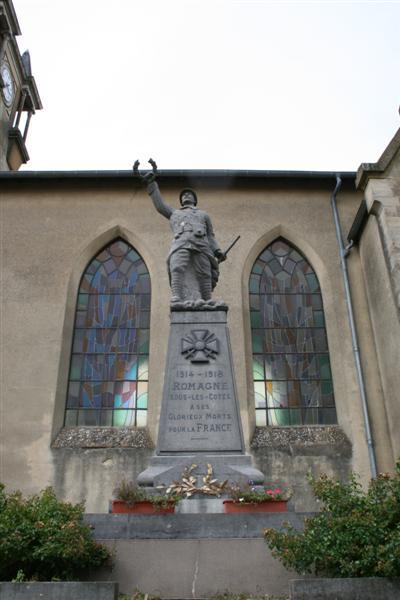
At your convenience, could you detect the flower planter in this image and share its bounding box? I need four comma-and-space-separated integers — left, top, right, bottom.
111, 500, 175, 514
223, 499, 288, 513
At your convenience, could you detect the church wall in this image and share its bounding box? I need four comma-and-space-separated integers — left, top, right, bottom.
346, 244, 395, 472
358, 213, 400, 464
0, 177, 381, 511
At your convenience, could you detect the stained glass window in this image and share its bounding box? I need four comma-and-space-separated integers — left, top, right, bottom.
250, 239, 336, 426
65, 239, 150, 427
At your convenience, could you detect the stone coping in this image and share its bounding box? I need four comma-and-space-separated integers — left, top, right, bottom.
52, 427, 154, 449
86, 512, 311, 540
356, 126, 400, 190
0, 582, 118, 600
290, 577, 400, 600
251, 425, 352, 454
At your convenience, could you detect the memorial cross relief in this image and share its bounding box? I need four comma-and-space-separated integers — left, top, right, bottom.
181, 329, 219, 363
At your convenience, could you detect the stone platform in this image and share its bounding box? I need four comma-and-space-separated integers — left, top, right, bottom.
0, 582, 118, 600
138, 453, 264, 487
86, 512, 310, 598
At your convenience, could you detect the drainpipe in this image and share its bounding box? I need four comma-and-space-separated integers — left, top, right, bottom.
331, 175, 377, 478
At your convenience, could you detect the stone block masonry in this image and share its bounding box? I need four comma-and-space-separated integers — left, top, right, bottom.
290, 577, 400, 600
0, 582, 118, 599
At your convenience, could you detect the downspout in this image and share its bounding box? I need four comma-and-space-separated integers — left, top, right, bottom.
331, 175, 377, 478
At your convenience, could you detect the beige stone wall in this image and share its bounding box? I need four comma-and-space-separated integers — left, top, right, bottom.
346, 243, 395, 472
0, 176, 385, 511
355, 150, 400, 465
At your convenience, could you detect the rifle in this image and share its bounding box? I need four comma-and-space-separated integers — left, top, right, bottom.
221, 235, 241, 261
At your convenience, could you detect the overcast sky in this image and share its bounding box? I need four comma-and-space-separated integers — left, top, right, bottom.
13, 0, 400, 172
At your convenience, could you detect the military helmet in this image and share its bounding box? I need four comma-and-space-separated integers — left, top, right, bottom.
179, 188, 198, 206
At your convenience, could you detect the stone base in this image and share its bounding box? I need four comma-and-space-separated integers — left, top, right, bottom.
85, 514, 307, 598
137, 453, 264, 487
170, 299, 228, 311
0, 582, 118, 600
290, 578, 400, 600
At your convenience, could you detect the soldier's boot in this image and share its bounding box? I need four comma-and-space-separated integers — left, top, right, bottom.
199, 280, 212, 302
171, 272, 184, 303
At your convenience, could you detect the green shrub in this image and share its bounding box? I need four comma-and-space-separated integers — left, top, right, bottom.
264, 464, 400, 577
0, 484, 110, 581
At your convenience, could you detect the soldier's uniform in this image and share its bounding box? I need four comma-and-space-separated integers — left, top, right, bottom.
148, 181, 221, 301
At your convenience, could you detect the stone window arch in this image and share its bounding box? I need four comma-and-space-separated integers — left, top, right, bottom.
65, 238, 151, 427
249, 238, 336, 426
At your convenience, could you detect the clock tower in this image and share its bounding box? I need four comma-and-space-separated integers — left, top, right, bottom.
0, 0, 42, 171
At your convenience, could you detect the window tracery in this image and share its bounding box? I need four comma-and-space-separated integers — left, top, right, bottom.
250, 238, 336, 426
65, 239, 150, 427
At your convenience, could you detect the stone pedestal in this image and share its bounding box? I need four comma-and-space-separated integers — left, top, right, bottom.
138, 309, 264, 487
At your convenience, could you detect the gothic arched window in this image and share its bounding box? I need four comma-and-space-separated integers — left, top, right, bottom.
249, 238, 336, 426
65, 239, 150, 427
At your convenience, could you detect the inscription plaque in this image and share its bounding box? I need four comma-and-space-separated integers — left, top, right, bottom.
157, 311, 244, 453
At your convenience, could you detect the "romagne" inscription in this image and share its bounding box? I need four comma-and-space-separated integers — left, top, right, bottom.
173, 381, 228, 391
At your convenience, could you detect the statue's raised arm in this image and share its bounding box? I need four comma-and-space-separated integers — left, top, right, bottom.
147, 181, 174, 220
134, 158, 173, 219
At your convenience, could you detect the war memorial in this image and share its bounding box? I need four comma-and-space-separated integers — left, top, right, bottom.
2, 0, 400, 596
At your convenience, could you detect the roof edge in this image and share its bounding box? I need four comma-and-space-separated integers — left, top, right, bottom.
0, 168, 356, 181
0, 1, 21, 36
356, 127, 400, 191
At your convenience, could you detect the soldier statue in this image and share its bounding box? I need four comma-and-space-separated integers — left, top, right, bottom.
134, 160, 227, 309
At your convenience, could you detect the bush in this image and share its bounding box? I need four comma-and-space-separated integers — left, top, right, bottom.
0, 484, 110, 581
264, 463, 400, 577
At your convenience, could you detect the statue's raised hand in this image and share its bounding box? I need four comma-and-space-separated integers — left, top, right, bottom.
133, 158, 158, 185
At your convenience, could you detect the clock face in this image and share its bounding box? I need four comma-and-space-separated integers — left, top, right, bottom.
1, 63, 15, 107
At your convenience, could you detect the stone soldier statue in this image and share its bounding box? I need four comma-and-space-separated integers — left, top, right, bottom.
135, 161, 226, 308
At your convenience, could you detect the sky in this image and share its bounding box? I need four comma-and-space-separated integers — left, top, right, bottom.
13, 0, 400, 172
